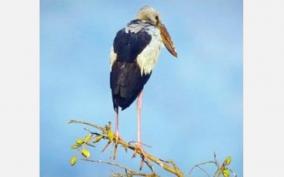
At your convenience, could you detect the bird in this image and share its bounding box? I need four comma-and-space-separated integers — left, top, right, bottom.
109, 6, 177, 153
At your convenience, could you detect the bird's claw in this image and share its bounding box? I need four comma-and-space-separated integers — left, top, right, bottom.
134, 146, 153, 171
130, 143, 153, 171
101, 129, 121, 160
130, 143, 147, 171
132, 143, 145, 158
112, 133, 120, 160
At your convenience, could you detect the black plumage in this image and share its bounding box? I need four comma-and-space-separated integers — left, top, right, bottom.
113, 21, 152, 63
110, 62, 151, 110
110, 20, 153, 111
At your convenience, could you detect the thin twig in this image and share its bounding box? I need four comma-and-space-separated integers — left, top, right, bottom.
82, 159, 154, 177
188, 160, 217, 177
229, 168, 237, 177
196, 166, 210, 177
69, 120, 104, 131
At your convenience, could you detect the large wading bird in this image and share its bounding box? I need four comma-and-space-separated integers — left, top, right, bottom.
110, 6, 177, 152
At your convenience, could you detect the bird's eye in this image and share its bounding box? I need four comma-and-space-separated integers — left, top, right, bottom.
155, 15, 159, 24
155, 15, 159, 21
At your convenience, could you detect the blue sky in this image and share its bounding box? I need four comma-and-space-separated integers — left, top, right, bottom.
41, 0, 242, 176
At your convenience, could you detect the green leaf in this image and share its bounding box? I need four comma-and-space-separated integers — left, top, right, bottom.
107, 130, 114, 140
222, 169, 230, 177
81, 149, 91, 158
76, 138, 84, 145
69, 156, 77, 166
84, 134, 92, 143
93, 135, 103, 143
71, 138, 85, 149
224, 156, 232, 166
71, 144, 80, 149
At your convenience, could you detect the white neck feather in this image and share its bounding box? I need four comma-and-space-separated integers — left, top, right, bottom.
136, 27, 163, 75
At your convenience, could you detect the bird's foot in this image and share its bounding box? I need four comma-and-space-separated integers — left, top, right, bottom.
112, 131, 121, 160
132, 142, 145, 158
101, 129, 121, 160
131, 143, 153, 171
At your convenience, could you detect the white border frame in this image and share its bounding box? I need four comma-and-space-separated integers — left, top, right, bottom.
244, 0, 284, 176
1, 0, 284, 176
0, 0, 39, 177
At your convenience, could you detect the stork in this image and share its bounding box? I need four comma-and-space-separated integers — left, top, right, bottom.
110, 6, 177, 153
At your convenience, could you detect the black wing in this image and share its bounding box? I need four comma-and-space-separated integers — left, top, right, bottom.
113, 26, 151, 63
110, 24, 152, 110
110, 61, 151, 110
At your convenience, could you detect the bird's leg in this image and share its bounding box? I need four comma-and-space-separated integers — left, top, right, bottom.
133, 91, 145, 158
137, 91, 143, 147
114, 108, 120, 139
113, 107, 120, 159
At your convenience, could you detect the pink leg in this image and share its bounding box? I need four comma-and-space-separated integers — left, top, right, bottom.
137, 91, 143, 146
115, 108, 119, 137
113, 108, 120, 160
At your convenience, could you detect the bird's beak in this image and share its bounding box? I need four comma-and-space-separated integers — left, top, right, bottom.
159, 23, 177, 58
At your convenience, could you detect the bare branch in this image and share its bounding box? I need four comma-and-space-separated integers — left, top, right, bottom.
69, 120, 237, 177
69, 119, 184, 177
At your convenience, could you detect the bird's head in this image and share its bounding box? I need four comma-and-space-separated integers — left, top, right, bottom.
137, 6, 178, 58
